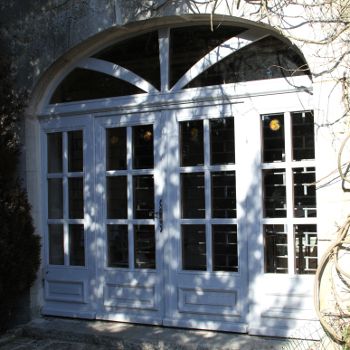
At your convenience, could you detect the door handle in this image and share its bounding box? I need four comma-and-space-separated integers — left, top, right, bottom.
154, 199, 163, 232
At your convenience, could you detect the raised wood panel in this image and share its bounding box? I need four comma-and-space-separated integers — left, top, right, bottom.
45, 280, 86, 303
178, 288, 239, 316
104, 283, 156, 310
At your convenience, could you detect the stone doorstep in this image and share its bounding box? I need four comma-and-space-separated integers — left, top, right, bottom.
14, 317, 322, 350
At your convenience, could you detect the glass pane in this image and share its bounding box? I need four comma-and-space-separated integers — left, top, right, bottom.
94, 31, 160, 91
107, 225, 129, 268
68, 177, 84, 219
68, 130, 83, 172
134, 225, 155, 269
211, 171, 236, 218
210, 117, 235, 165
263, 169, 286, 218
69, 224, 85, 266
293, 167, 316, 218
107, 176, 127, 219
133, 175, 154, 219
48, 178, 63, 219
47, 133, 62, 173
50, 68, 144, 104
262, 114, 285, 163
170, 25, 245, 88
295, 225, 317, 274
181, 172, 205, 218
292, 111, 315, 161
182, 225, 206, 271
186, 36, 310, 88
48, 224, 64, 265
180, 120, 204, 167
212, 225, 238, 272
133, 125, 154, 169
106, 127, 127, 170
264, 224, 288, 273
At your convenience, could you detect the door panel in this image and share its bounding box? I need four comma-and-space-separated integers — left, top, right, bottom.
95, 112, 164, 323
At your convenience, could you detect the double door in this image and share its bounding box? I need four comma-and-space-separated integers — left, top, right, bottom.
95, 104, 249, 331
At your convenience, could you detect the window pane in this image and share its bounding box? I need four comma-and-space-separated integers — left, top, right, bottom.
170, 26, 245, 88
262, 114, 285, 163
68, 177, 84, 219
107, 176, 127, 219
47, 133, 62, 173
263, 169, 286, 218
94, 31, 160, 91
264, 224, 288, 273
186, 36, 310, 88
69, 224, 85, 266
211, 171, 236, 218
180, 120, 204, 167
181, 172, 205, 218
134, 225, 155, 269
295, 225, 317, 274
133, 125, 154, 169
106, 127, 127, 170
292, 111, 315, 161
68, 130, 83, 172
50, 68, 144, 103
212, 225, 238, 272
293, 167, 316, 218
48, 224, 64, 265
210, 117, 235, 165
107, 225, 129, 268
182, 225, 206, 271
48, 178, 63, 219
133, 175, 154, 219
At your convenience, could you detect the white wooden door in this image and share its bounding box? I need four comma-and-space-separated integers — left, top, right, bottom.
162, 104, 249, 332
95, 111, 166, 324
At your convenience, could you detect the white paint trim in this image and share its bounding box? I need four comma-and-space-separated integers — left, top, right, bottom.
170, 29, 268, 92
77, 58, 159, 94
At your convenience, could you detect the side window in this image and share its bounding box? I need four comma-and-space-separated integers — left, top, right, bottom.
262, 111, 317, 274
47, 130, 85, 266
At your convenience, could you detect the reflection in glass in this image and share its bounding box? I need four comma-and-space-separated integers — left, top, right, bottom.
186, 36, 310, 88
262, 114, 285, 163
170, 26, 245, 88
107, 176, 127, 219
48, 224, 64, 265
180, 120, 204, 166
292, 111, 315, 161
212, 225, 238, 272
106, 127, 127, 170
68, 130, 83, 172
211, 171, 236, 218
107, 225, 129, 268
181, 173, 205, 218
48, 178, 63, 219
294, 225, 317, 274
263, 169, 286, 218
47, 133, 62, 173
264, 224, 288, 273
133, 175, 154, 219
50, 68, 144, 104
68, 177, 84, 219
182, 225, 206, 271
293, 167, 316, 218
133, 125, 154, 169
210, 118, 235, 165
69, 224, 85, 266
134, 225, 155, 269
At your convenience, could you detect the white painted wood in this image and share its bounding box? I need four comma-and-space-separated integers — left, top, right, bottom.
170, 29, 268, 92
77, 58, 159, 93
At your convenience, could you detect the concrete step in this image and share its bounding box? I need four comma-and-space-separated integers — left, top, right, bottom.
12, 317, 324, 350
